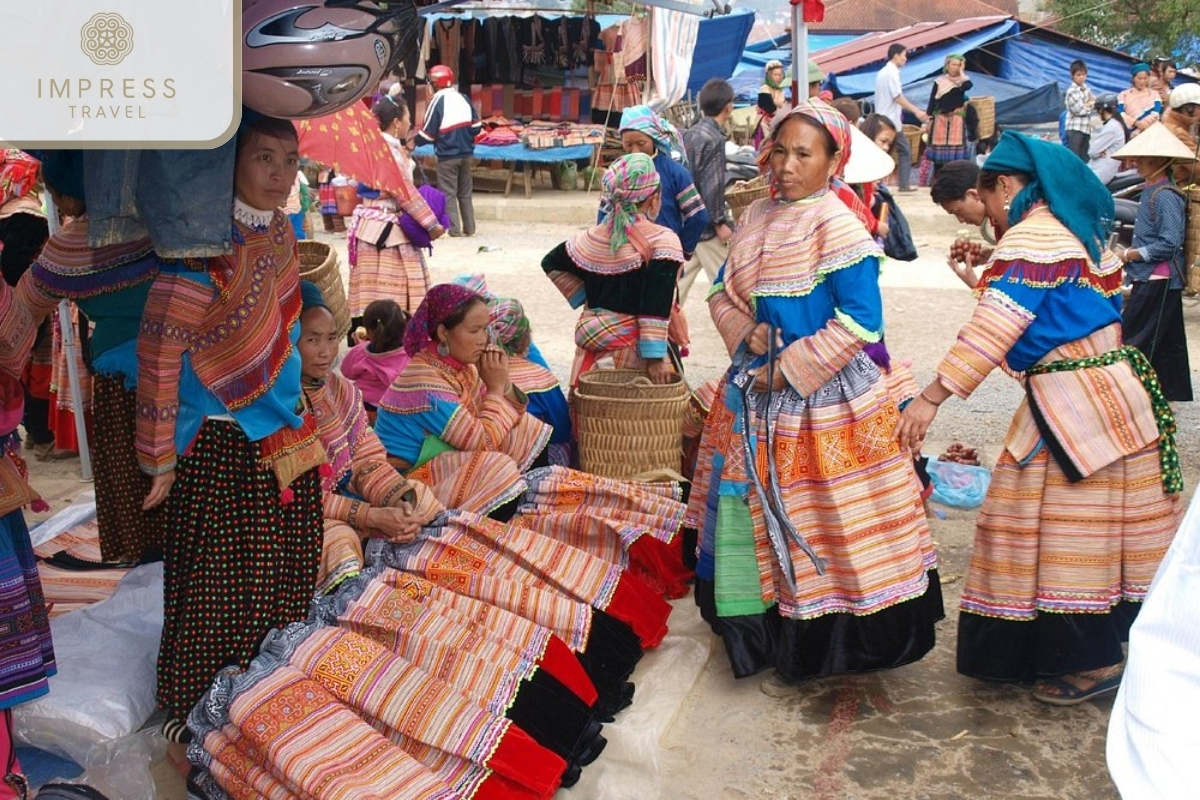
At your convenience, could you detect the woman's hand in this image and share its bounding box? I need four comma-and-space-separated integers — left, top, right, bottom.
647, 358, 673, 385
748, 362, 787, 392
143, 469, 175, 510
896, 397, 938, 452
365, 504, 424, 543
877, 220, 890, 239
946, 248, 981, 290
478, 345, 511, 395
745, 322, 782, 356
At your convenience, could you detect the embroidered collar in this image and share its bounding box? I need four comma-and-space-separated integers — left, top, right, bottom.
233, 199, 274, 231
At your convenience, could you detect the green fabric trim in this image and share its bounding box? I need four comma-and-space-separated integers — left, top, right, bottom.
714, 497, 771, 617
414, 434, 457, 469
834, 308, 882, 343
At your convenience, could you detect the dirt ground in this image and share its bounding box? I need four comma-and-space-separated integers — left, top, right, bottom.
22, 181, 1200, 799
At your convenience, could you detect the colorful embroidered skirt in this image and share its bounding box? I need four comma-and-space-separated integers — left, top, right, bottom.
92, 374, 165, 562
157, 420, 323, 719
348, 241, 429, 317
317, 519, 364, 596
957, 442, 1179, 682
925, 112, 972, 164
0, 510, 55, 710
687, 354, 943, 680
515, 466, 693, 599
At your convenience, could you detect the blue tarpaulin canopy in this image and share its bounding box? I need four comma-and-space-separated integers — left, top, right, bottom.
686, 8, 757, 95
999, 34, 1135, 97
830, 19, 1019, 97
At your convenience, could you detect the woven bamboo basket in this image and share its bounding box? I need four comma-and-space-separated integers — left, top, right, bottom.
970, 96, 996, 140
1185, 186, 1200, 296
725, 174, 770, 223
902, 123, 923, 158
574, 369, 689, 481
297, 240, 351, 336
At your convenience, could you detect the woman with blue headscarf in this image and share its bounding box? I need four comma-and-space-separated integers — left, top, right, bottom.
897, 131, 1181, 706
609, 105, 709, 258
1118, 62, 1163, 135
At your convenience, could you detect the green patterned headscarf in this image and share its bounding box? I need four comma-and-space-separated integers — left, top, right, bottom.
601, 152, 660, 253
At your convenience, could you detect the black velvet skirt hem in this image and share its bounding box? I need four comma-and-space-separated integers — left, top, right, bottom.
696, 570, 945, 682
956, 600, 1140, 683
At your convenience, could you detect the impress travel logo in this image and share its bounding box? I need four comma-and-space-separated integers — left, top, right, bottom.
0, 2, 241, 148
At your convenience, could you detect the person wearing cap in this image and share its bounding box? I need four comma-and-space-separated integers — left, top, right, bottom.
793, 59, 826, 104
1118, 63, 1163, 135
1087, 93, 1131, 185
1163, 83, 1200, 186
874, 43, 928, 192
897, 131, 1181, 707
416, 64, 481, 237
1112, 123, 1195, 402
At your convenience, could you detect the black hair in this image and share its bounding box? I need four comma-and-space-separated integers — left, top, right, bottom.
438, 296, 488, 333
860, 113, 898, 152
371, 95, 409, 132
930, 160, 980, 204
783, 114, 838, 159
978, 169, 1031, 193
831, 97, 862, 125
235, 113, 298, 159
698, 79, 735, 118
362, 298, 409, 354
887, 43, 907, 61
1069, 59, 1087, 76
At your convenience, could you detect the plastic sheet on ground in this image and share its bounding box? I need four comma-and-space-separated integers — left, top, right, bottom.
14, 563, 163, 768
29, 492, 96, 548
566, 596, 713, 799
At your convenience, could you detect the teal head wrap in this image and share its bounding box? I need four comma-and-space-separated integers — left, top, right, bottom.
983, 131, 1114, 264
1130, 62, 1151, 76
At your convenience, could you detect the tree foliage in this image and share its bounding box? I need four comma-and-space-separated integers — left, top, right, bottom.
1039, 0, 1199, 66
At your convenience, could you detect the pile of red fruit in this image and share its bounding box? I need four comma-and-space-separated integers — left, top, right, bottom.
949, 238, 984, 263
938, 442, 980, 466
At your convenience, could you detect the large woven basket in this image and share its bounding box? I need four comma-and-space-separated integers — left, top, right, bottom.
574, 369, 689, 481
726, 174, 770, 223
902, 123, 923, 158
297, 240, 351, 336
1186, 186, 1200, 296
970, 96, 996, 140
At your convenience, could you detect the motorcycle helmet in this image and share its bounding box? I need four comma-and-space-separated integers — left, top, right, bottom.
242, 0, 419, 119
428, 64, 454, 89
1094, 92, 1118, 111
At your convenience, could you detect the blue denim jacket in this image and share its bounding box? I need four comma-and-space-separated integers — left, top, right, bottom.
83, 142, 237, 259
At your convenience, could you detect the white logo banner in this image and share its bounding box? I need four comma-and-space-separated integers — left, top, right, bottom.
0, 1, 240, 147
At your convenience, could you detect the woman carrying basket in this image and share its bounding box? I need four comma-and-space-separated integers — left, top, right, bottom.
542, 153, 682, 391
686, 99, 941, 685
348, 95, 446, 337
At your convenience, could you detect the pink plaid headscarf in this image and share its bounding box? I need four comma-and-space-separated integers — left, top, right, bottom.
402, 283, 485, 357
757, 98, 852, 197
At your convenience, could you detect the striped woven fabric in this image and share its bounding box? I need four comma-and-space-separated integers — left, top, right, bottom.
33, 519, 131, 617
379, 351, 553, 472
370, 510, 670, 647
366, 539, 594, 653
30, 217, 156, 300
219, 664, 461, 800
961, 445, 1179, 619
281, 626, 566, 797
518, 466, 683, 542
347, 222, 429, 316
409, 450, 527, 516
317, 520, 363, 596
334, 577, 544, 715
564, 222, 683, 275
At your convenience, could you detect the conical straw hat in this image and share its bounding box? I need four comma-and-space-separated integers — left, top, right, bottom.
843, 124, 896, 184
1111, 122, 1198, 161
